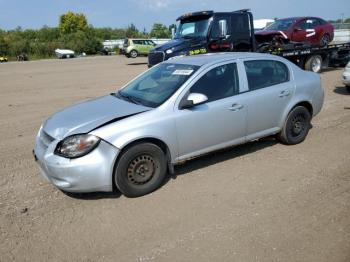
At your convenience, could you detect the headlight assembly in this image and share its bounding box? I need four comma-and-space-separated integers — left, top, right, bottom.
166, 49, 173, 54
55, 134, 101, 159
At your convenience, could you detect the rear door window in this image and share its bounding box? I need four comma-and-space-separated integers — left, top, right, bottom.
299, 19, 318, 30
244, 60, 289, 91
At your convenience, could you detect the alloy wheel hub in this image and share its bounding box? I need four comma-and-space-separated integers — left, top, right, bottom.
312, 58, 321, 72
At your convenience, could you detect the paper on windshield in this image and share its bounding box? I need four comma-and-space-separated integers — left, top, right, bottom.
172, 69, 194, 75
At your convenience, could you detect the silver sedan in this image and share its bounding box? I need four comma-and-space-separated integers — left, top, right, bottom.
34, 53, 324, 197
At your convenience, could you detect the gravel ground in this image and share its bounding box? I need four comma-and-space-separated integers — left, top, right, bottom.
0, 56, 349, 262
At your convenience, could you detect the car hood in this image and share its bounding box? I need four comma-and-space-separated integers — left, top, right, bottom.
255, 30, 290, 39
255, 30, 287, 35
152, 37, 204, 53
43, 95, 151, 140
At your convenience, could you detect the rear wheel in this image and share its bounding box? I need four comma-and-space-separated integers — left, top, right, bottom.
277, 106, 312, 145
320, 34, 330, 46
130, 50, 138, 58
304, 55, 322, 73
114, 143, 167, 197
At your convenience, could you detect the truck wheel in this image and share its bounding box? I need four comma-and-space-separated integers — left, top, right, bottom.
114, 143, 167, 197
277, 106, 311, 145
130, 50, 138, 58
304, 55, 322, 73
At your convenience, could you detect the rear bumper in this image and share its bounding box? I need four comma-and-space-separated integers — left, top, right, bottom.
311, 82, 325, 117
33, 129, 119, 193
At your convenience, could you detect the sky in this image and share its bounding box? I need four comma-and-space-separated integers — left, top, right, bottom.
0, 0, 349, 30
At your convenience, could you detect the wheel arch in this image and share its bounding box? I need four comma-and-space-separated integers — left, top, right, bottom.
293, 101, 313, 116
280, 100, 314, 128
112, 137, 174, 188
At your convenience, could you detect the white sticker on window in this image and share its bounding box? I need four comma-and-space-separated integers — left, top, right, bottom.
172, 69, 194, 75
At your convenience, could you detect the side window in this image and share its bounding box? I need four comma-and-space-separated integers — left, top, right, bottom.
244, 60, 289, 91
298, 20, 308, 30
190, 63, 239, 102
318, 18, 327, 25
299, 19, 317, 30
311, 19, 320, 27
133, 40, 141, 45
147, 40, 156, 46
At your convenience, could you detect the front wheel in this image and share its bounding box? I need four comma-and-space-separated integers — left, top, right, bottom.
114, 143, 167, 197
277, 106, 312, 145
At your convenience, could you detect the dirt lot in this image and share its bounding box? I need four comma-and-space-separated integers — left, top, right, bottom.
0, 56, 349, 262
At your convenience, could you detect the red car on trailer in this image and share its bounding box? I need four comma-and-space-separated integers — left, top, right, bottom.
255, 17, 334, 46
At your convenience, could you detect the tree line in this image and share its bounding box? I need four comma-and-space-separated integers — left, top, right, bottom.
0, 12, 172, 60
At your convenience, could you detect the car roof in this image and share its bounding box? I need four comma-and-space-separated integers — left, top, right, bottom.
164, 52, 286, 67
278, 16, 323, 21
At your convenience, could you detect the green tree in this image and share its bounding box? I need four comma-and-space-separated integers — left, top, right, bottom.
38, 26, 60, 42
59, 11, 88, 35
150, 23, 171, 38
9, 39, 30, 56
60, 27, 102, 54
125, 23, 139, 38
0, 34, 9, 55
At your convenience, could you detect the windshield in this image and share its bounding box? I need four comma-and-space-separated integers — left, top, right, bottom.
265, 18, 297, 31
117, 63, 199, 108
175, 18, 210, 39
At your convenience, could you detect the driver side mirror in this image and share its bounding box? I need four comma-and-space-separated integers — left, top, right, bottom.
180, 93, 208, 109
218, 19, 228, 38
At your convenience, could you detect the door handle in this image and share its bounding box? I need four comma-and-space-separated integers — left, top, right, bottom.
278, 90, 290, 97
228, 103, 244, 111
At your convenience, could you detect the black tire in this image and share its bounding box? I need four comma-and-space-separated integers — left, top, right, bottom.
277, 106, 312, 145
130, 50, 138, 58
346, 86, 350, 93
304, 55, 322, 73
114, 143, 167, 197
320, 34, 330, 46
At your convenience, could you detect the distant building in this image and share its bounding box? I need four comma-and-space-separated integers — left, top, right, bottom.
254, 19, 275, 31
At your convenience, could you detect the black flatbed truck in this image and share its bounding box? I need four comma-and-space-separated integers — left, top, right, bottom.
148, 10, 350, 73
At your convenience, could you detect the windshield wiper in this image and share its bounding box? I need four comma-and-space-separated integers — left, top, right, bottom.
114, 91, 143, 105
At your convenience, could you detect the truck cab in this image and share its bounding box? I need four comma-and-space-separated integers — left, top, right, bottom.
148, 10, 255, 67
